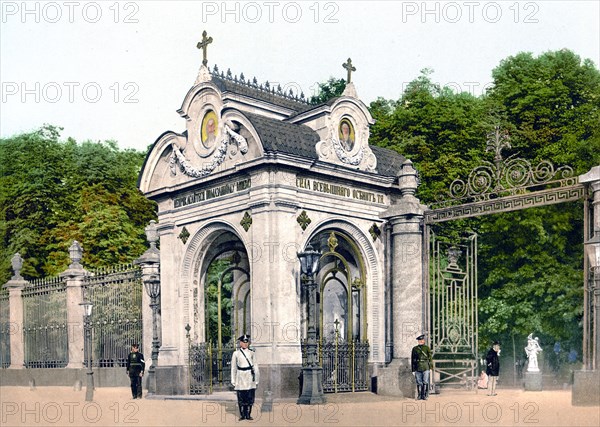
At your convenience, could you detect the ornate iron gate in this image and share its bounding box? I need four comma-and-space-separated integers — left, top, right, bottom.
301, 337, 370, 393
429, 233, 478, 388
321, 338, 370, 393
187, 339, 235, 395
423, 126, 590, 382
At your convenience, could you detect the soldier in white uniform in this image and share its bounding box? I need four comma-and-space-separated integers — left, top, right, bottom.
231, 334, 259, 420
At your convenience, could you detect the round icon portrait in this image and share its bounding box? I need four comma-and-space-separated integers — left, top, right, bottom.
201, 111, 218, 149
338, 119, 355, 151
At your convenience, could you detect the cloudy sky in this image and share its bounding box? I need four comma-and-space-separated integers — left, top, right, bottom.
1, 0, 598, 151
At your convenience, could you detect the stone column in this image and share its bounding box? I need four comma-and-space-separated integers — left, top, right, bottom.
377, 161, 428, 397
60, 241, 88, 369
582, 168, 600, 369
246, 169, 304, 400
3, 253, 27, 369
134, 220, 161, 392
573, 165, 600, 406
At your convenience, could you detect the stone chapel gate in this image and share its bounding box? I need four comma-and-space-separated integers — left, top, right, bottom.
137, 47, 403, 397
422, 127, 592, 388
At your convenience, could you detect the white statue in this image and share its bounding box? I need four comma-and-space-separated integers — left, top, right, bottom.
525, 333, 543, 372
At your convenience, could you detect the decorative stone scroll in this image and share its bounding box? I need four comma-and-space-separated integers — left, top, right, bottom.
169, 124, 248, 179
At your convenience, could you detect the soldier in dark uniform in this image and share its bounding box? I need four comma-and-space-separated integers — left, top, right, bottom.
486, 341, 501, 396
126, 343, 145, 399
411, 334, 433, 400
231, 334, 259, 421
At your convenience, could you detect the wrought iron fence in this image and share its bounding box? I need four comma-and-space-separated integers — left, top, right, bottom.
188, 341, 235, 395
22, 276, 68, 368
0, 286, 10, 368
84, 263, 143, 367
301, 338, 370, 393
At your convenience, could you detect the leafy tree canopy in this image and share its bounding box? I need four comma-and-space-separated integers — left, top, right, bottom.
368, 50, 600, 356
0, 125, 157, 282
309, 77, 346, 104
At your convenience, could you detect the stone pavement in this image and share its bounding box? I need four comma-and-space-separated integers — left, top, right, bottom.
1, 386, 598, 427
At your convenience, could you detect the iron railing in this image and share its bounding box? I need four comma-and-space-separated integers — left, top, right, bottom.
83, 263, 143, 367
0, 286, 10, 368
302, 338, 370, 393
22, 276, 68, 368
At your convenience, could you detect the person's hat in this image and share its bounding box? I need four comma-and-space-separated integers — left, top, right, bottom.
416, 334, 425, 340
238, 334, 250, 343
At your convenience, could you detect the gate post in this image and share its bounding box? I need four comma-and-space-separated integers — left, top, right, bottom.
61, 241, 88, 369
135, 220, 161, 392
573, 165, 600, 406
3, 253, 27, 369
378, 161, 428, 397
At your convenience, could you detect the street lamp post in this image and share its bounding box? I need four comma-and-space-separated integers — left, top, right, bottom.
144, 273, 161, 395
584, 233, 600, 371
79, 300, 94, 402
297, 244, 325, 405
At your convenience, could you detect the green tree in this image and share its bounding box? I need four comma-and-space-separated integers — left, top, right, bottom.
370, 69, 492, 205
368, 50, 600, 359
309, 77, 346, 104
476, 50, 600, 354
0, 125, 157, 283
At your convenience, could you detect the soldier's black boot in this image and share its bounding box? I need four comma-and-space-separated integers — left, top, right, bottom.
423, 384, 429, 400
246, 405, 253, 421
416, 385, 422, 400
239, 403, 245, 420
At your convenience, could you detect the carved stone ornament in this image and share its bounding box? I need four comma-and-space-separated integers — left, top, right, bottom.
169, 124, 248, 178
297, 210, 312, 231
315, 116, 377, 172
369, 223, 381, 241
178, 227, 190, 244
240, 212, 252, 232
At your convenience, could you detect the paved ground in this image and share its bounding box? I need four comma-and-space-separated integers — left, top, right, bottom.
1, 386, 598, 426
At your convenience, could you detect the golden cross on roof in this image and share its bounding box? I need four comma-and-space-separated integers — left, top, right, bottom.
342, 58, 356, 83
196, 30, 213, 66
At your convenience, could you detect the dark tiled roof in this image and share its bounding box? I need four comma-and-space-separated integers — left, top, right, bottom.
293, 96, 339, 116
242, 112, 405, 178
243, 112, 320, 157
371, 145, 406, 177
212, 76, 310, 114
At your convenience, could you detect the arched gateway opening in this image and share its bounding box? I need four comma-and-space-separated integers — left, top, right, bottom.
187, 227, 251, 394
302, 228, 371, 393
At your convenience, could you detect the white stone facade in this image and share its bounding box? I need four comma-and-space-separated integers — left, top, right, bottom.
138, 65, 423, 396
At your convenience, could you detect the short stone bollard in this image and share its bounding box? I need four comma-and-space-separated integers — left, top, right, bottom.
261, 390, 273, 412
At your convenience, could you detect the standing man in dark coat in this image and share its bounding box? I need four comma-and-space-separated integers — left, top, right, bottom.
411, 334, 433, 400
486, 341, 501, 396
126, 343, 145, 399
231, 334, 259, 421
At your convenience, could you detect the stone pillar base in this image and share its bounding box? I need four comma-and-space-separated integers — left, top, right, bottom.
155, 365, 188, 395
572, 370, 600, 406
297, 367, 325, 405
375, 358, 414, 398
524, 371, 542, 391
